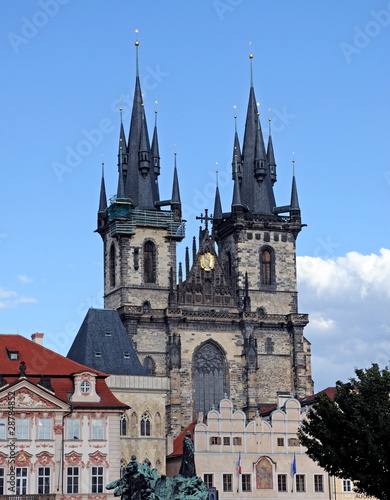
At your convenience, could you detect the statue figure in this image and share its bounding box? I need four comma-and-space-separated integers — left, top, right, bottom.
19, 361, 26, 377
179, 431, 196, 478
107, 440, 208, 500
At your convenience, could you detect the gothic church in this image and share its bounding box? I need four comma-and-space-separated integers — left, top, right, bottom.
92, 44, 313, 438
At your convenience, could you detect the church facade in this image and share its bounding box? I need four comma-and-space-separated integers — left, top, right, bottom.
96, 44, 313, 438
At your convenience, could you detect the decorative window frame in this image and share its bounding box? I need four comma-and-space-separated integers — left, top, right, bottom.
70, 372, 100, 403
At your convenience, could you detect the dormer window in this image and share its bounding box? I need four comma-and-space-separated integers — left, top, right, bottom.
105, 332, 111, 337
95, 351, 102, 358
80, 381, 90, 394
6, 349, 19, 360
71, 372, 100, 403
123, 353, 130, 359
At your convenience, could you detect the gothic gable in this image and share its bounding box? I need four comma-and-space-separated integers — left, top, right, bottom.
178, 230, 236, 308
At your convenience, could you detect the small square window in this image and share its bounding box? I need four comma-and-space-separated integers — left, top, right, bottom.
124, 353, 130, 359
95, 352, 102, 358
105, 332, 111, 337
223, 437, 230, 445
233, 437, 242, 445
203, 474, 213, 488
277, 437, 284, 446
288, 437, 299, 446
242, 474, 252, 492
314, 474, 324, 492
80, 381, 90, 394
278, 474, 287, 492
6, 349, 19, 360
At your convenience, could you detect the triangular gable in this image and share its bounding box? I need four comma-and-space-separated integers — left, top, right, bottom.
178, 229, 236, 308
0, 379, 70, 411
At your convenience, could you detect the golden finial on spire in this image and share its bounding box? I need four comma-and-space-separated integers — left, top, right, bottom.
249, 41, 254, 59
135, 29, 139, 46
216, 163, 219, 186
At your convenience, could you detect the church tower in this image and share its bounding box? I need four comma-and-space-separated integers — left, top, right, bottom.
96, 41, 185, 377
96, 45, 313, 438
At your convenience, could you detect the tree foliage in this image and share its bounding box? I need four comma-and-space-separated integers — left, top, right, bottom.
298, 363, 390, 500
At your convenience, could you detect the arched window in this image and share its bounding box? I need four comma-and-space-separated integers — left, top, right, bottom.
109, 244, 116, 287
143, 356, 154, 375
120, 414, 127, 436
193, 341, 228, 417
260, 247, 274, 286
130, 412, 137, 438
143, 301, 151, 314
143, 241, 156, 283
140, 413, 151, 436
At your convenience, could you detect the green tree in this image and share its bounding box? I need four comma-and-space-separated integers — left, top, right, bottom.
298, 363, 390, 500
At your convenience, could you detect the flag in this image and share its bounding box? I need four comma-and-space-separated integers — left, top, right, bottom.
237, 452, 242, 474
291, 453, 297, 475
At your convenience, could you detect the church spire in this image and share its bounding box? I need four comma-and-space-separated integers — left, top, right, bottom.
231, 115, 243, 182
171, 153, 181, 205
267, 118, 277, 186
290, 158, 300, 212
125, 35, 152, 207
98, 161, 107, 213
240, 50, 276, 215
213, 183, 222, 220
117, 108, 127, 200
151, 108, 161, 203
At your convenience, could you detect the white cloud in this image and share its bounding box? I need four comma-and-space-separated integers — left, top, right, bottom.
17, 274, 34, 283
297, 249, 390, 391
0, 286, 37, 309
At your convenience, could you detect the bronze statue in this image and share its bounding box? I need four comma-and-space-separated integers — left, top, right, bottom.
107, 435, 208, 499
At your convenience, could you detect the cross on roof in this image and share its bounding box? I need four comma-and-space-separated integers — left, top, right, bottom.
196, 209, 214, 231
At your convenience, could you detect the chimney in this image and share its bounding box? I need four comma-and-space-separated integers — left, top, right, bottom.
31, 332, 44, 345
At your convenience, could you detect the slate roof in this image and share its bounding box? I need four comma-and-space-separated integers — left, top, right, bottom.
67, 308, 147, 376
0, 334, 126, 409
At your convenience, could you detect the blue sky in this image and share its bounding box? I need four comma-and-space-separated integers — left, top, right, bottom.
0, 1, 389, 391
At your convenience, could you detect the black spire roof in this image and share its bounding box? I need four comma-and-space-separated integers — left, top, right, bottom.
98, 163, 107, 213
67, 308, 146, 376
171, 155, 181, 205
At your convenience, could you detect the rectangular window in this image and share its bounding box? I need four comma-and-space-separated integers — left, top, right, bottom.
296, 474, 305, 492
16, 467, 28, 495
242, 474, 252, 492
277, 437, 284, 446
38, 467, 50, 494
314, 474, 324, 492
223, 474, 233, 492
203, 474, 213, 488
91, 466, 104, 493
210, 437, 221, 445
67, 419, 80, 440
15, 419, 29, 440
343, 479, 352, 492
0, 419, 6, 440
278, 474, 287, 492
67, 467, 79, 494
91, 419, 104, 440
38, 418, 52, 440
223, 436, 230, 445
0, 468, 4, 495
288, 437, 299, 446
232, 437, 242, 445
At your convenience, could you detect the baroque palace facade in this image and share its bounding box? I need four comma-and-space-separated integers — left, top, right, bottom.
93, 42, 313, 440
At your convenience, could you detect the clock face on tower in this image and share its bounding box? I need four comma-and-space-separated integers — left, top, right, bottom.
200, 252, 215, 271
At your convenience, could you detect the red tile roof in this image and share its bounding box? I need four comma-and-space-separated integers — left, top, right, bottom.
0, 334, 104, 376
0, 334, 127, 409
